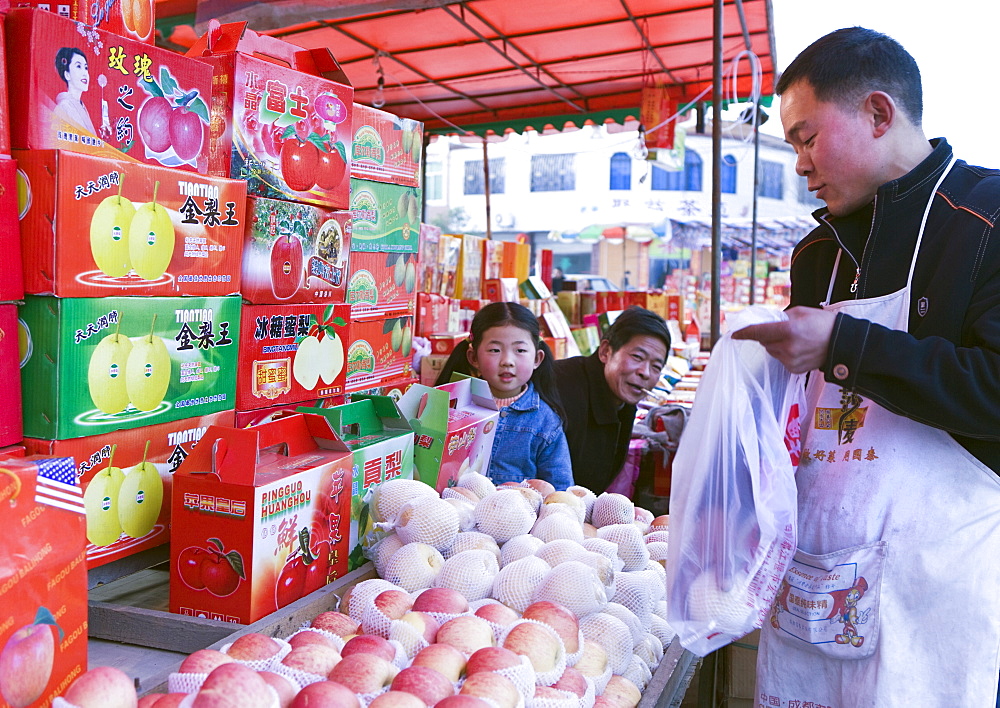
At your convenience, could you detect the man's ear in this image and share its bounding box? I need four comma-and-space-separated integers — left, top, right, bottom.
598, 339, 612, 364
867, 91, 896, 138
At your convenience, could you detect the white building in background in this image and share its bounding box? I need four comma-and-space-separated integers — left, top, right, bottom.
422, 117, 821, 288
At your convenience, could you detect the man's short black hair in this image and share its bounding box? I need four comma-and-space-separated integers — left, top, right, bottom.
776, 27, 923, 126
603, 306, 671, 353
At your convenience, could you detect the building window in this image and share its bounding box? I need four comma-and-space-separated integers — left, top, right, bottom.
721, 154, 737, 194
761, 160, 784, 199
530, 154, 576, 191
610, 152, 631, 190
463, 157, 505, 195
425, 159, 443, 201
652, 149, 702, 191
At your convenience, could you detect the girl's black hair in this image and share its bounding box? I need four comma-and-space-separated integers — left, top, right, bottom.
435, 302, 565, 421
55, 47, 86, 84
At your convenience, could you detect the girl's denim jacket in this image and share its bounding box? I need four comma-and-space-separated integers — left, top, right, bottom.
485, 381, 574, 490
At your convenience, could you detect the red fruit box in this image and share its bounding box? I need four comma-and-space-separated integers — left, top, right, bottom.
344, 312, 414, 393
350, 103, 422, 187
16, 149, 246, 297
0, 10, 10, 156
416, 292, 449, 337
12, 0, 156, 44
0, 158, 24, 300
418, 223, 442, 294
170, 413, 353, 625
233, 396, 344, 428
236, 303, 350, 412
187, 21, 354, 210
6, 8, 214, 172
23, 410, 234, 569
0, 456, 88, 708
0, 304, 23, 447
345, 249, 417, 317
428, 332, 469, 356
242, 197, 351, 305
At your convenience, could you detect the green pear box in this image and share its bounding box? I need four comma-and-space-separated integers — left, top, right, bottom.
350, 103, 423, 187
236, 303, 350, 412
23, 409, 235, 569
297, 396, 414, 570
19, 295, 241, 440
344, 312, 414, 393
346, 249, 417, 317
349, 178, 421, 253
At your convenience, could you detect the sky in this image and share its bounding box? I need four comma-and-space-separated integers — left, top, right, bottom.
762, 0, 1000, 167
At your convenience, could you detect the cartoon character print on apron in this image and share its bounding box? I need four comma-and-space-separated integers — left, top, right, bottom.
757, 158, 1000, 708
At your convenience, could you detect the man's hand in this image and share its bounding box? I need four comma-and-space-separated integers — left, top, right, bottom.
731, 307, 837, 373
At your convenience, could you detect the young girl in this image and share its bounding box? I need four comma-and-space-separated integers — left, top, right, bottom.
436, 302, 573, 490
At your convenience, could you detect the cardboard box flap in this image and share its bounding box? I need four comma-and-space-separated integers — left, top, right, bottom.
438, 376, 500, 412
190, 20, 353, 87
298, 396, 411, 444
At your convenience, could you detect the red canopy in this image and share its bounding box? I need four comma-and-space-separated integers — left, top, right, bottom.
160, 0, 776, 134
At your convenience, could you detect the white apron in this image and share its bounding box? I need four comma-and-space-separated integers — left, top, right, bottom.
757, 160, 1000, 707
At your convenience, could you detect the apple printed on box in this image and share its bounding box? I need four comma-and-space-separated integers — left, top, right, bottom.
236, 303, 350, 412
0, 456, 88, 708
18, 294, 240, 440
23, 409, 235, 569
187, 21, 354, 210
350, 103, 423, 187
344, 312, 414, 393
15, 149, 246, 298
6, 8, 213, 172
170, 413, 354, 624
397, 377, 499, 492
298, 396, 414, 571
349, 178, 422, 253
346, 249, 417, 317
242, 197, 351, 305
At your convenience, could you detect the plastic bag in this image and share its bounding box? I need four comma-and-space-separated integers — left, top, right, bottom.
665, 306, 804, 656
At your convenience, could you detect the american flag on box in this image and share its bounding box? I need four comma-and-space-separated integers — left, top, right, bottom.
33, 457, 85, 515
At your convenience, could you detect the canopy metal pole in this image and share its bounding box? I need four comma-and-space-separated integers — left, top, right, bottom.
750, 112, 761, 304
710, 0, 723, 347
482, 138, 493, 240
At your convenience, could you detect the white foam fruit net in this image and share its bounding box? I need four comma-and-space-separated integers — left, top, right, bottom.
536, 501, 584, 525
457, 471, 497, 499
645, 541, 669, 567
221, 637, 292, 673
576, 550, 617, 592
494, 654, 538, 702
644, 562, 667, 598
342, 578, 403, 622
532, 688, 580, 708
596, 524, 650, 572
590, 493, 634, 529
442, 486, 479, 503
610, 571, 657, 627
531, 513, 585, 543
372, 532, 405, 578
600, 602, 644, 646
475, 489, 537, 543
638, 632, 664, 667
492, 554, 551, 613
566, 486, 597, 523
643, 530, 670, 545
433, 549, 499, 601
649, 614, 677, 649
580, 538, 624, 570
621, 655, 653, 690
580, 612, 634, 676
541, 497, 586, 523
382, 542, 445, 592
501, 619, 567, 687
445, 530, 502, 561
535, 539, 588, 568
444, 497, 478, 532
372, 478, 440, 524
395, 497, 461, 550
531, 561, 608, 618
513, 486, 543, 513
500, 534, 545, 567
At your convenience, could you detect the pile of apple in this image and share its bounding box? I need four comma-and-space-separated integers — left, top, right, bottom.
55, 476, 671, 708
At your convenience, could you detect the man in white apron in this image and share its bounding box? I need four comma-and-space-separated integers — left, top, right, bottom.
735, 28, 1000, 707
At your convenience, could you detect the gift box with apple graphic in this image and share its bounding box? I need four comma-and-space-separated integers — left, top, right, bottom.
13, 0, 158, 45
19, 294, 241, 440
350, 178, 422, 253
396, 376, 499, 492
345, 249, 418, 317
343, 312, 414, 393
236, 303, 350, 412
170, 413, 353, 624
16, 149, 247, 298
23, 409, 235, 569
0, 304, 22, 449
0, 158, 24, 301
187, 21, 354, 210
297, 396, 414, 571
6, 8, 214, 172
0, 455, 88, 708
241, 197, 351, 305
350, 103, 423, 187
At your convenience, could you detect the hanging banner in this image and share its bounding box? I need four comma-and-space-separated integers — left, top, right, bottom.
649, 128, 686, 171
641, 84, 677, 150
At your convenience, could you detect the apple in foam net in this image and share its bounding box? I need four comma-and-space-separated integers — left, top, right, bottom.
474, 601, 521, 627
226, 632, 281, 661
434, 615, 495, 656
147, 694, 187, 708
502, 621, 563, 674
573, 640, 609, 678
311, 611, 360, 637
465, 645, 524, 676
459, 671, 521, 708
180, 649, 235, 674
601, 675, 642, 708
368, 690, 429, 708
327, 653, 399, 694
258, 670, 298, 708
411, 642, 467, 682
522, 601, 580, 654
399, 610, 440, 644
525, 478, 556, 498
412, 586, 470, 615
552, 666, 589, 698
437, 697, 492, 708
280, 643, 342, 676
390, 665, 456, 706
63, 666, 138, 708
289, 681, 361, 708
374, 588, 414, 620
288, 629, 341, 651
192, 663, 273, 708
534, 686, 577, 704
341, 633, 396, 663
